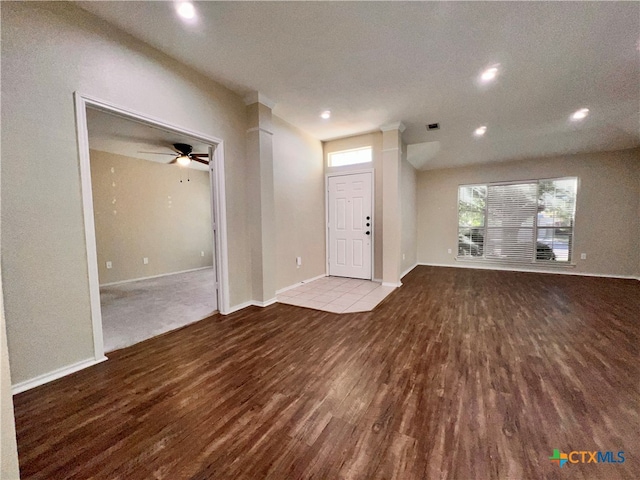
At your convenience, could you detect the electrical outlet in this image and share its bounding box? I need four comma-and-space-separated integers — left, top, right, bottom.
201, 251, 205, 257
448, 248, 452, 254
143, 257, 149, 264
106, 261, 112, 269
580, 253, 587, 260
296, 256, 302, 267
402, 253, 406, 260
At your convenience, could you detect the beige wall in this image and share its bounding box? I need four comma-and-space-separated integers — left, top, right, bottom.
416, 148, 640, 277
1, 2, 251, 384
400, 148, 417, 274
90, 150, 213, 285
0, 44, 20, 474
273, 117, 325, 290
324, 132, 383, 279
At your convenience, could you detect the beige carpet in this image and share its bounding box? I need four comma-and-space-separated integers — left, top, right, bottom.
100, 268, 217, 352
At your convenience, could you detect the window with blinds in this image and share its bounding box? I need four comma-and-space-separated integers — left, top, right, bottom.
457, 178, 577, 264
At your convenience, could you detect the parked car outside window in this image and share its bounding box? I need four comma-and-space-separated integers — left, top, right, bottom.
457, 231, 557, 260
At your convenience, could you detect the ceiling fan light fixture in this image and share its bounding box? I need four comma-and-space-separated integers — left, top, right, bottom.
176, 155, 191, 166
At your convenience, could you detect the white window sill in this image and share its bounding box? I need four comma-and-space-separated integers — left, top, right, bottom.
455, 257, 577, 269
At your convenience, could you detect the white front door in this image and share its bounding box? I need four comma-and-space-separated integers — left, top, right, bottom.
328, 172, 373, 279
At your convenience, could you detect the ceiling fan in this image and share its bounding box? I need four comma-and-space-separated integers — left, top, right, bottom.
141, 143, 209, 166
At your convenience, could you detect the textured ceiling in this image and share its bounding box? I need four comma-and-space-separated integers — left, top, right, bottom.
78, 1, 640, 170
87, 108, 211, 171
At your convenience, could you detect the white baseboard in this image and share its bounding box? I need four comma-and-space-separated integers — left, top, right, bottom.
100, 266, 213, 287
12, 356, 108, 395
401, 263, 418, 279
275, 273, 327, 295
225, 301, 253, 314
417, 262, 640, 280
224, 296, 279, 314
382, 281, 402, 288
252, 298, 277, 308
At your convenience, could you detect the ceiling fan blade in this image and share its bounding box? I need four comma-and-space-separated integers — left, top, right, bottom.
191, 153, 209, 158
192, 157, 210, 165
138, 151, 176, 156
168, 158, 178, 164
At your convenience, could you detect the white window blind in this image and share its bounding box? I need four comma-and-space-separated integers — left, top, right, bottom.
485, 183, 538, 262
457, 177, 578, 264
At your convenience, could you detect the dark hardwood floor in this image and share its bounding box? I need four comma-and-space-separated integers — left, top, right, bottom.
13, 266, 640, 479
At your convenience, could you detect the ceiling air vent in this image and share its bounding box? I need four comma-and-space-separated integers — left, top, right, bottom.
427, 123, 440, 130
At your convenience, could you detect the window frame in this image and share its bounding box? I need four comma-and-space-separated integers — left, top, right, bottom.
456, 176, 578, 265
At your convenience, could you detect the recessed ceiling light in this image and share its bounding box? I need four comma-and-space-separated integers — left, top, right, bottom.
480, 66, 499, 83
320, 110, 331, 119
176, 2, 196, 20
474, 126, 487, 136
571, 108, 589, 121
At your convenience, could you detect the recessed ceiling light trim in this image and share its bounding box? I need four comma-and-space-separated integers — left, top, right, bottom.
479, 65, 500, 83
320, 110, 331, 119
176, 2, 196, 20
570, 108, 590, 121
474, 126, 487, 137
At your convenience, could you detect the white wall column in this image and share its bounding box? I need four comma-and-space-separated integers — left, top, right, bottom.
381, 122, 405, 287
245, 94, 277, 304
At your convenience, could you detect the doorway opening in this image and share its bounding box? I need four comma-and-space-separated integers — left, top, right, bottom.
75, 93, 229, 360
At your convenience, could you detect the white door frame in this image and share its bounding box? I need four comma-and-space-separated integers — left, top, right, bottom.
74, 92, 230, 362
325, 169, 375, 280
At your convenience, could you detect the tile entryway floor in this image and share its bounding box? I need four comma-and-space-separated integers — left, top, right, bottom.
276, 276, 395, 313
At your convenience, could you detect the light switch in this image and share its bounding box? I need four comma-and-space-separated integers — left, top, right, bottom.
106, 261, 112, 269
143, 257, 149, 264
580, 253, 587, 260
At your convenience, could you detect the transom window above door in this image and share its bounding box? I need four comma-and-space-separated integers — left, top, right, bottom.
328, 146, 372, 167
